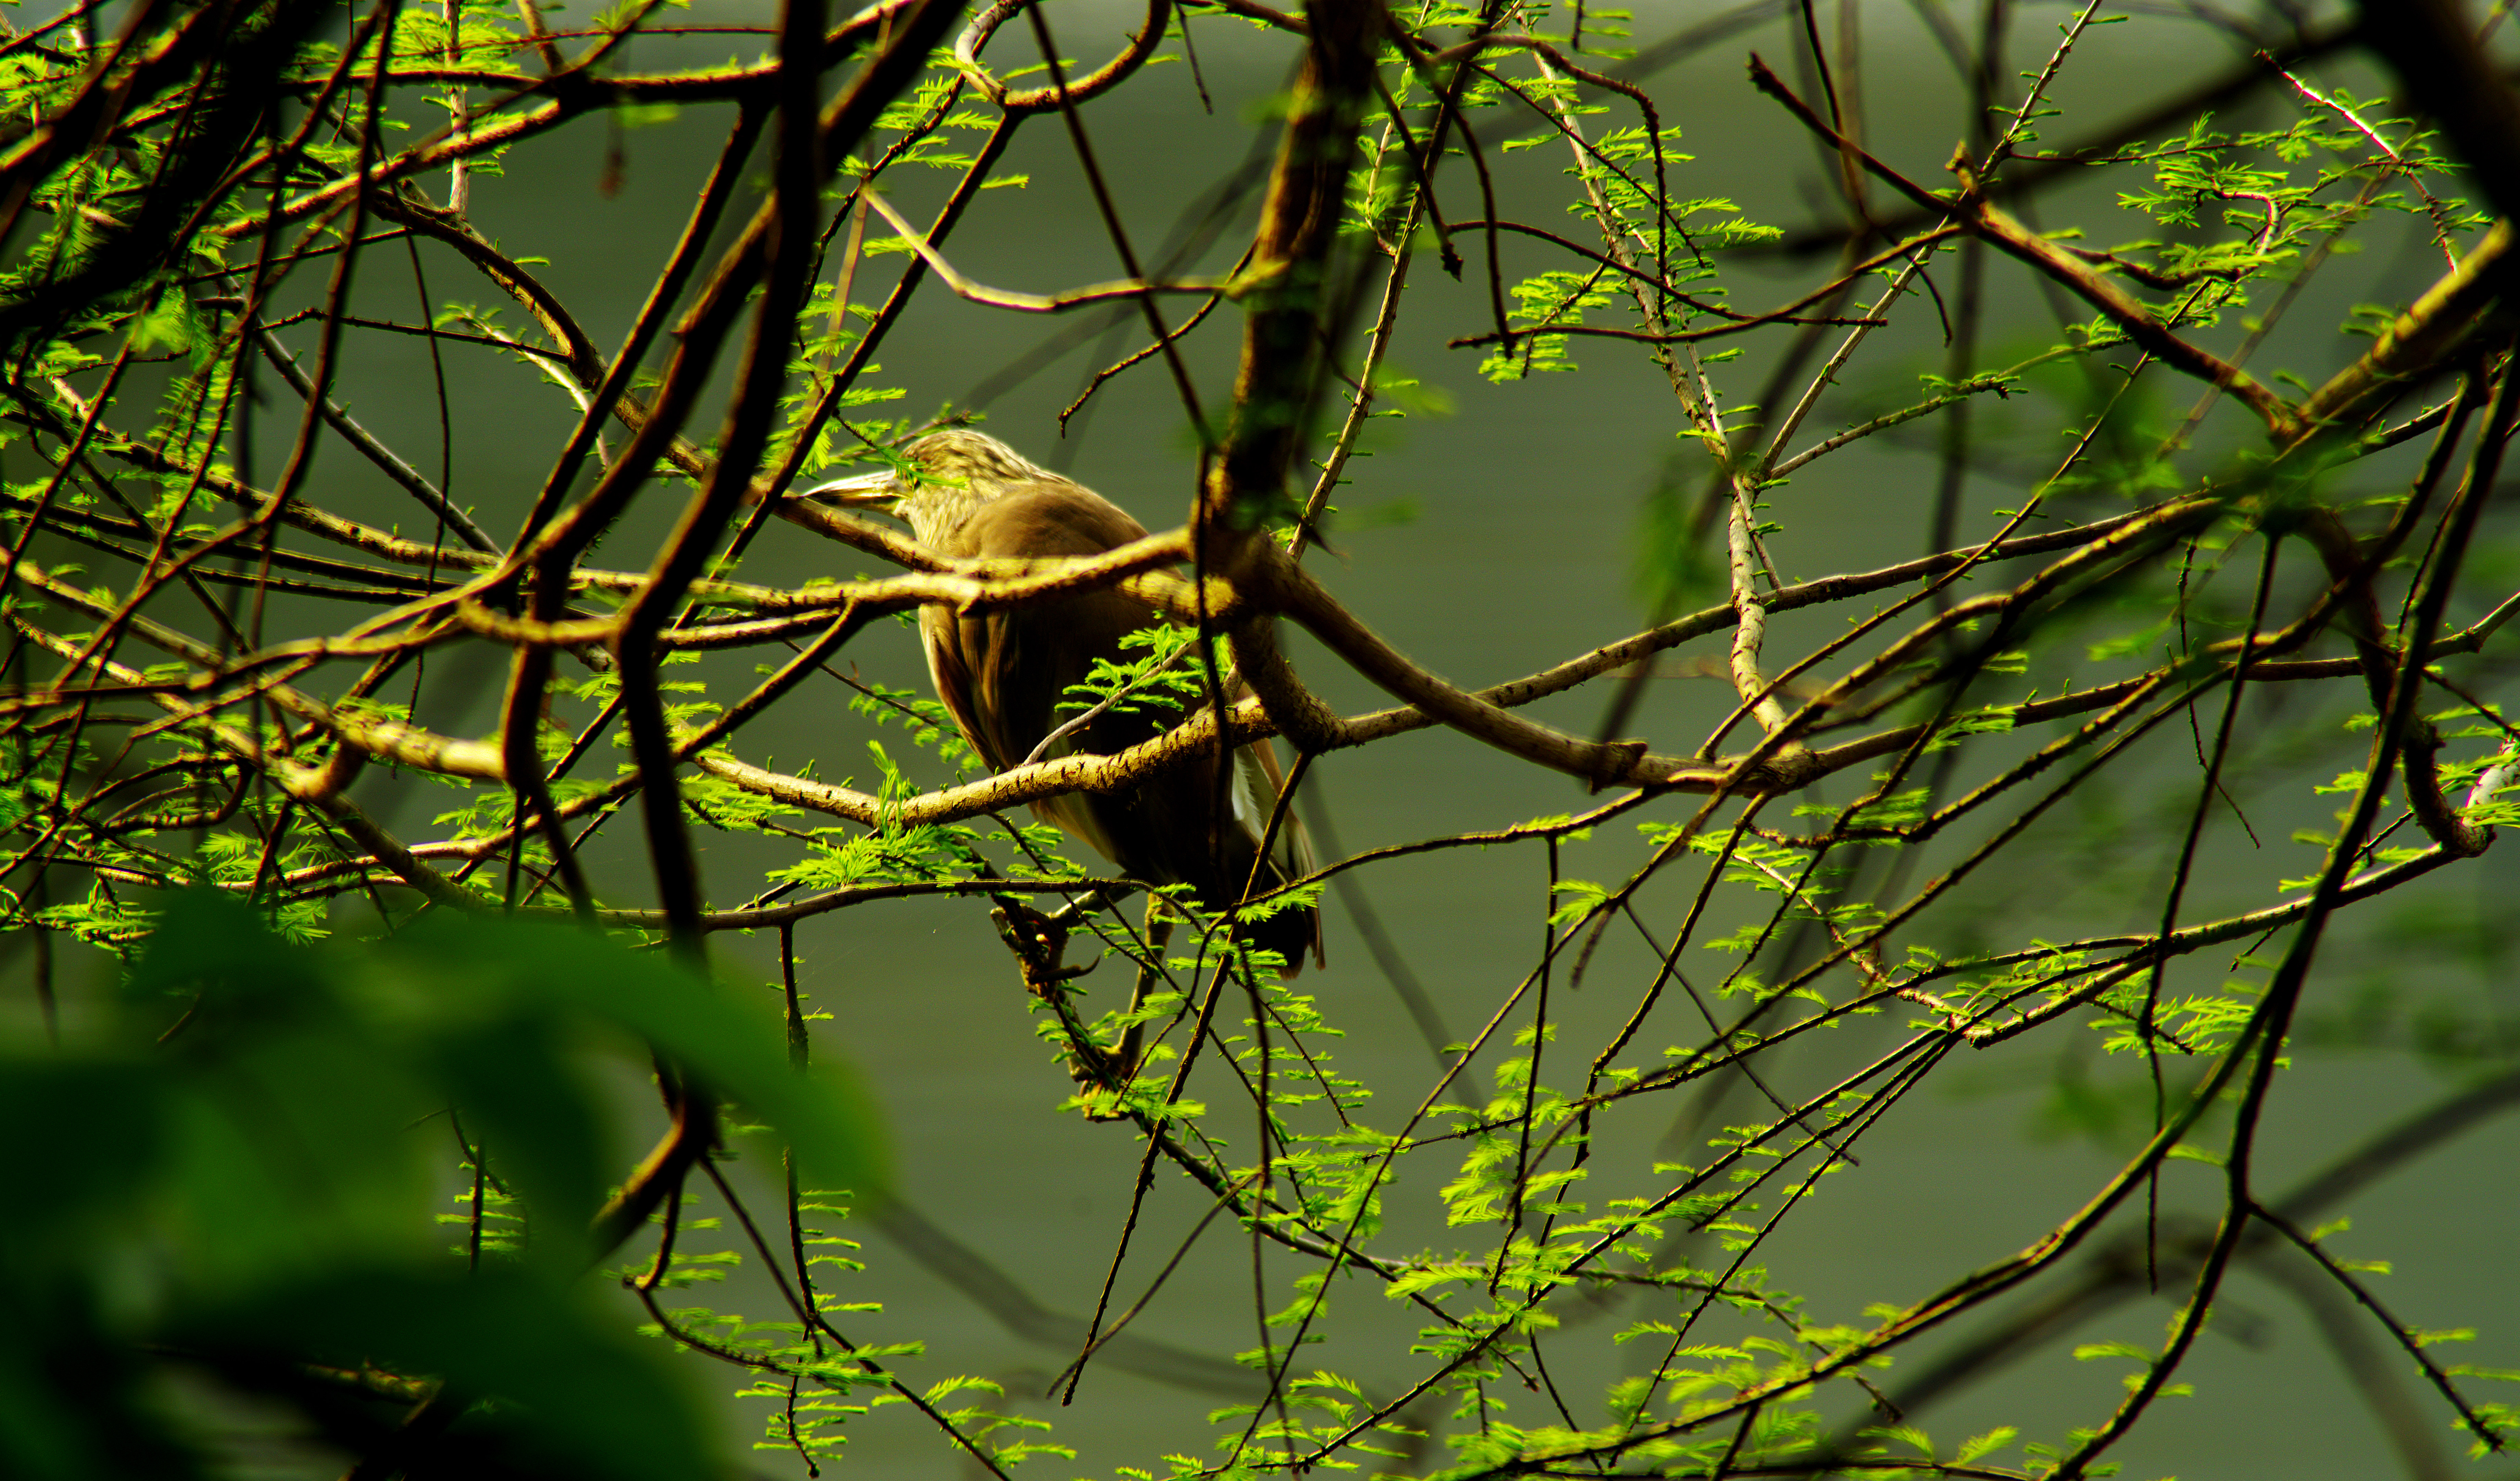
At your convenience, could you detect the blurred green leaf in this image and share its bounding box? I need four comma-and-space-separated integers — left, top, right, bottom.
0, 888, 885, 1480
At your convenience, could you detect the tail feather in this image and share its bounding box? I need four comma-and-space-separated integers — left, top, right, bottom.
1228, 743, 1321, 975
1070, 739, 1323, 975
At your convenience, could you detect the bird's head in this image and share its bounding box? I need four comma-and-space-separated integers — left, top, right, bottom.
797, 428, 1050, 547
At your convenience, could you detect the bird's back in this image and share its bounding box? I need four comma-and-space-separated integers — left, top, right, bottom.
920, 482, 1320, 971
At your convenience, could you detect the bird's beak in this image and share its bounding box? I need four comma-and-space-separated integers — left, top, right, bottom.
795, 467, 903, 515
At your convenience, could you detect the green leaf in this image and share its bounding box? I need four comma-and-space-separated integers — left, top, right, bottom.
376, 912, 891, 1200
176, 1267, 714, 1480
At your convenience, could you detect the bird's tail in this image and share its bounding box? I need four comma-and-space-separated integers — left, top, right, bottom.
1228, 743, 1323, 976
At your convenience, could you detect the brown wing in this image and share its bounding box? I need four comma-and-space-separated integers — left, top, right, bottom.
918, 611, 994, 763
921, 483, 1147, 763
927, 481, 1321, 971
922, 484, 1154, 862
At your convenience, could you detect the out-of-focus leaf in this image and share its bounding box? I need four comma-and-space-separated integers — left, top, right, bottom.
179, 1266, 711, 1481
0, 1059, 163, 1253
374, 913, 890, 1200
421, 1015, 611, 1269
0, 1281, 206, 1481
123, 886, 324, 1019
0, 890, 886, 1479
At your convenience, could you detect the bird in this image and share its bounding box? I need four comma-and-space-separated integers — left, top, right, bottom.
800, 428, 1321, 974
